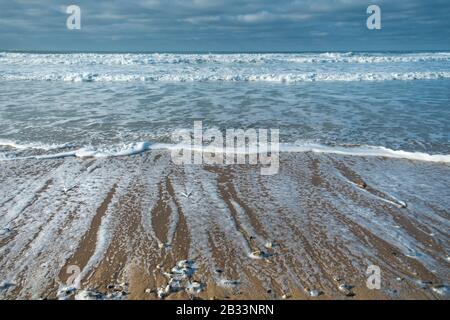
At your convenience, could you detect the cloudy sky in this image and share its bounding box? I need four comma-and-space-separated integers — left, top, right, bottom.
0, 0, 449, 51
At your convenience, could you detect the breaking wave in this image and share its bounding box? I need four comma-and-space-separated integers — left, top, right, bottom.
0, 139, 75, 151
1, 51, 449, 83
2, 71, 449, 82
1, 52, 450, 65
1, 140, 449, 164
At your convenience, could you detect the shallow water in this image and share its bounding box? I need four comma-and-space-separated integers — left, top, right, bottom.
0, 52, 448, 299
0, 51, 449, 158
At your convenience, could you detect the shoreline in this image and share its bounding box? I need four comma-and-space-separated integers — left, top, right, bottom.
0, 151, 449, 299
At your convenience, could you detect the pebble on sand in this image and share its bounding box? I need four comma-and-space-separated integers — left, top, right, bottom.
338, 284, 354, 296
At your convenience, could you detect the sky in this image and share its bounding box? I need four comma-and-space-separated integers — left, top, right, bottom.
0, 0, 449, 52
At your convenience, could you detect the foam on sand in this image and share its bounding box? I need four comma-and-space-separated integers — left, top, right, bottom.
2, 141, 449, 165
0, 139, 74, 151
0, 151, 448, 299
281, 142, 450, 164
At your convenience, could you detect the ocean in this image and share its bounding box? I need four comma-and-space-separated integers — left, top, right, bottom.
0, 51, 449, 158
0, 51, 449, 299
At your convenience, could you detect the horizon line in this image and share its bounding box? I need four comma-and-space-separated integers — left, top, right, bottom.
2, 49, 450, 54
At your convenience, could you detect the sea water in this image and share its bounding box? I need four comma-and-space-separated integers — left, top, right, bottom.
0, 51, 449, 159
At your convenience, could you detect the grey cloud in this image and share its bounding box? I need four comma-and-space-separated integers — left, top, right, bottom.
0, 0, 448, 51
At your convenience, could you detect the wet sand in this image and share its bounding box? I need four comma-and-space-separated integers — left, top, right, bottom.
0, 151, 449, 300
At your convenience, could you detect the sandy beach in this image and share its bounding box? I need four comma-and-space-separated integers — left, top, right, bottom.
1, 0, 450, 307
0, 151, 448, 300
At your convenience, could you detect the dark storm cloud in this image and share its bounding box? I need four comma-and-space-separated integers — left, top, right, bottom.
0, 0, 449, 51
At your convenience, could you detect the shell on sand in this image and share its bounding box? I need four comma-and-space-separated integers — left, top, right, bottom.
157, 260, 203, 298
157, 286, 170, 299
264, 241, 276, 249
249, 250, 267, 259
308, 289, 322, 297
398, 201, 407, 208
186, 281, 204, 294
356, 181, 367, 189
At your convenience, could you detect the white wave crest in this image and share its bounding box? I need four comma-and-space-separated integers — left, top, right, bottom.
2, 141, 449, 164
1, 52, 450, 66
0, 139, 74, 151
281, 142, 450, 163
2, 71, 449, 82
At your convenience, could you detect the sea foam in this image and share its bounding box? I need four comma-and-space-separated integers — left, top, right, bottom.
1, 71, 449, 82
1, 51, 449, 82
1, 141, 449, 164
1, 52, 450, 65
